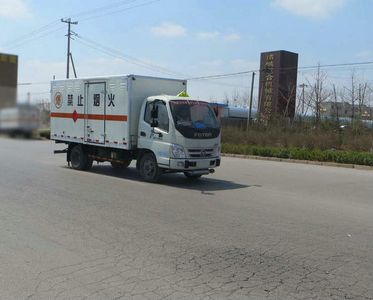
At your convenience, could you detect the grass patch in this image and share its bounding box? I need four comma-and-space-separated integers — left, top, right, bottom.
38, 129, 50, 139
222, 144, 373, 166
222, 121, 373, 152
221, 120, 373, 165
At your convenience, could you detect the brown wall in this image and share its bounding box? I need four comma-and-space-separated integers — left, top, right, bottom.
258, 50, 298, 121
0, 53, 18, 109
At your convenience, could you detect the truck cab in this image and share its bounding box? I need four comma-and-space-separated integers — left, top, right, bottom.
137, 96, 221, 181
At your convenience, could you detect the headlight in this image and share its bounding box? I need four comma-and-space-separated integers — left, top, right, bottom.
170, 144, 186, 159
213, 144, 221, 157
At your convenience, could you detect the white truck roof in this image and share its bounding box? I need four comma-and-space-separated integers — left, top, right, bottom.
52, 74, 186, 84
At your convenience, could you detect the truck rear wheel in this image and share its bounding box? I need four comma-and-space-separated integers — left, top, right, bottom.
139, 153, 162, 182
111, 160, 132, 169
70, 145, 92, 171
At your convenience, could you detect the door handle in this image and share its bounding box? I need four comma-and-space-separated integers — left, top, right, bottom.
140, 131, 146, 137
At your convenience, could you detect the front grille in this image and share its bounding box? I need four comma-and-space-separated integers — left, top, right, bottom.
187, 148, 214, 158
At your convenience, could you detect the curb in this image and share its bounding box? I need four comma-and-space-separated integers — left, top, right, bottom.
222, 153, 373, 171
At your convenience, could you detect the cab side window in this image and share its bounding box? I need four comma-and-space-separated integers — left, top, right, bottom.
144, 101, 169, 132
144, 102, 153, 124
157, 102, 169, 132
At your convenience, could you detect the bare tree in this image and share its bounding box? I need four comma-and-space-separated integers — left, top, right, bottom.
343, 72, 358, 121
278, 80, 297, 119
224, 92, 230, 106
306, 64, 330, 123
357, 83, 369, 119
295, 88, 303, 117
342, 72, 373, 121
224, 90, 250, 108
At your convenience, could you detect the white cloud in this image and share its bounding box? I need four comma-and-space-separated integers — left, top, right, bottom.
0, 0, 32, 19
151, 22, 186, 38
272, 0, 345, 19
231, 59, 258, 70
224, 33, 241, 41
356, 50, 373, 59
197, 31, 241, 42
200, 59, 224, 67
197, 31, 220, 40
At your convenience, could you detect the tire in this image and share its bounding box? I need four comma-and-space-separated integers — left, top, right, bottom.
184, 172, 202, 181
139, 153, 162, 182
86, 157, 93, 170
111, 160, 132, 169
70, 145, 91, 170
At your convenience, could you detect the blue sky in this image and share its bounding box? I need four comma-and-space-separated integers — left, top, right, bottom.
0, 0, 372, 104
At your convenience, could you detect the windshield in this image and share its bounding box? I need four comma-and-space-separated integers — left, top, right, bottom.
170, 100, 220, 139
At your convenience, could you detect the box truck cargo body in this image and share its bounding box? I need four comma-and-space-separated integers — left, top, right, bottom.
51, 75, 221, 181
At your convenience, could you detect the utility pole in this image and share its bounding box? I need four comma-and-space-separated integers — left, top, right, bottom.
61, 18, 78, 79
333, 84, 339, 123
247, 72, 256, 130
70, 53, 77, 79
299, 83, 308, 115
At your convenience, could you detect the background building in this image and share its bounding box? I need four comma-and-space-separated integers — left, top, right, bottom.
0, 53, 18, 109
320, 101, 373, 120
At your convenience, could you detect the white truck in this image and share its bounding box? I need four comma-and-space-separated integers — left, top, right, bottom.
0, 104, 40, 138
51, 75, 221, 181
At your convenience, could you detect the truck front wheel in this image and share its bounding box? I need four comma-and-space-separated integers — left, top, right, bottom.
70, 145, 92, 171
139, 153, 162, 182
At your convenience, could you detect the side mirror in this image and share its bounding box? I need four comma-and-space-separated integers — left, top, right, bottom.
151, 106, 159, 119
150, 104, 159, 128
151, 120, 159, 128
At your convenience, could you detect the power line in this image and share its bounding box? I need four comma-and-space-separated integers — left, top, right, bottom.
78, 0, 160, 22
74, 33, 186, 77
4, 19, 61, 49
187, 61, 373, 80
300, 61, 373, 70
188, 70, 256, 80
17, 33, 250, 89
74, 34, 250, 88
2, 0, 159, 51
6, 26, 65, 50
0, 0, 245, 89
69, 0, 140, 18
18, 91, 50, 95
190, 78, 250, 89
18, 82, 50, 86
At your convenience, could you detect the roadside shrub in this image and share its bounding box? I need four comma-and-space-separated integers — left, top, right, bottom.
222, 143, 373, 166
39, 129, 50, 139
222, 121, 373, 152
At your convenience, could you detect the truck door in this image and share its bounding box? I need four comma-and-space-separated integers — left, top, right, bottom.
138, 100, 172, 168
85, 82, 106, 144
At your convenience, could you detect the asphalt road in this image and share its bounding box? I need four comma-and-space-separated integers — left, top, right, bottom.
0, 137, 372, 300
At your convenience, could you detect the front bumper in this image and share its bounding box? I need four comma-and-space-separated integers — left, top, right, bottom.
168, 157, 221, 171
